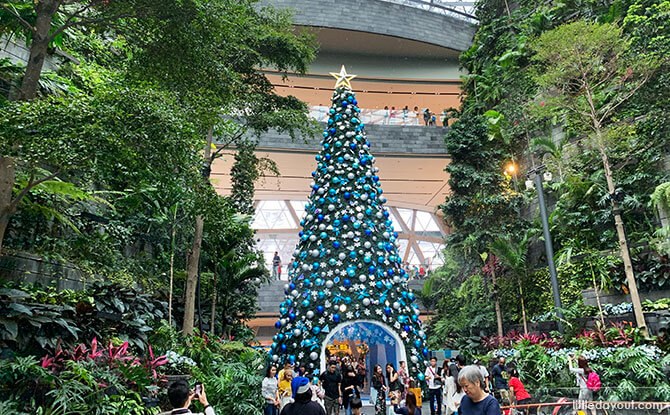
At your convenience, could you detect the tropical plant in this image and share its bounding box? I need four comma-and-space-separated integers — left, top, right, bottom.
532, 21, 660, 335
489, 231, 533, 334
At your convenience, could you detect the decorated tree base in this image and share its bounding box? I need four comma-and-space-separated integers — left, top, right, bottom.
269, 67, 429, 383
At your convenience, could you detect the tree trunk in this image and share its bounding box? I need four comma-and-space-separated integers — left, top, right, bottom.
182, 214, 203, 335
196, 269, 202, 333
597, 141, 648, 337
518, 278, 528, 335
0, 156, 16, 255
210, 272, 217, 335
490, 263, 504, 337
182, 126, 214, 335
592, 268, 606, 326
18, 0, 62, 101
168, 208, 177, 326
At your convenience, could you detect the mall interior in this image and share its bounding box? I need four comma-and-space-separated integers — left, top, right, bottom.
210, 0, 477, 348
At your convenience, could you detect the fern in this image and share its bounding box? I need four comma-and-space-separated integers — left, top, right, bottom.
650, 182, 670, 216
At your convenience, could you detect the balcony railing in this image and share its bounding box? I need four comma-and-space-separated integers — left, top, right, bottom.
310, 106, 443, 126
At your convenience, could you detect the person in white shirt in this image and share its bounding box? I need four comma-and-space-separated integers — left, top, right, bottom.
424, 356, 443, 415
473, 359, 490, 392
165, 380, 215, 415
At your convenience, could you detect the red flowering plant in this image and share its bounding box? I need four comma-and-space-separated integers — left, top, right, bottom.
40, 337, 167, 391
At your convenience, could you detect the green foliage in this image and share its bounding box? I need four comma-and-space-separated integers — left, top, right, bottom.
431, 0, 669, 357
0, 280, 166, 354
0, 339, 162, 415
149, 323, 265, 414
425, 269, 494, 349
442, 114, 525, 257
483, 338, 670, 401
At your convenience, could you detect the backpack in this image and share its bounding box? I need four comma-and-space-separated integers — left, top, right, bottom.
586, 371, 601, 392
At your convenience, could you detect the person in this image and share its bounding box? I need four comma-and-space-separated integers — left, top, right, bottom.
310, 376, 326, 409
413, 106, 420, 125
398, 361, 410, 399
450, 355, 465, 379
342, 364, 358, 415
568, 354, 597, 415
392, 390, 421, 415
390, 106, 397, 124
443, 369, 465, 415
430, 113, 437, 126
272, 252, 281, 280
356, 357, 367, 389
280, 376, 326, 415
383, 106, 390, 125
442, 359, 458, 415
473, 360, 490, 392
279, 370, 295, 410
419, 266, 426, 278
507, 368, 531, 411
263, 365, 281, 415
320, 360, 342, 415
166, 379, 215, 415
457, 365, 501, 415
387, 363, 404, 403
423, 108, 431, 126
278, 362, 293, 384
490, 357, 510, 406
402, 106, 409, 124
425, 356, 443, 415
371, 364, 387, 415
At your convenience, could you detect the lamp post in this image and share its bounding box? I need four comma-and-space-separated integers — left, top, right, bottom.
505, 162, 519, 192
526, 165, 564, 333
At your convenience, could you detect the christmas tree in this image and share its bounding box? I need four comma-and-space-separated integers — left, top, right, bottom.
270, 66, 428, 382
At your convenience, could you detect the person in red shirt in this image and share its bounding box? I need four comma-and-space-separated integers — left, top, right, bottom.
507, 368, 531, 413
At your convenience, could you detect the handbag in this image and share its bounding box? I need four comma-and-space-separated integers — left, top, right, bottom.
349, 387, 362, 408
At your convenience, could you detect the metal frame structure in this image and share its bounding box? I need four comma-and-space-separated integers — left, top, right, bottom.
252, 200, 448, 279
381, 0, 478, 22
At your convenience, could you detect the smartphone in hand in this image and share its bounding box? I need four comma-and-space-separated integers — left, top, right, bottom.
194, 383, 203, 399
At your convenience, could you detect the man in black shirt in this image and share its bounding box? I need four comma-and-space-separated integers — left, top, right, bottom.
272, 252, 281, 280
490, 357, 510, 405
319, 361, 342, 415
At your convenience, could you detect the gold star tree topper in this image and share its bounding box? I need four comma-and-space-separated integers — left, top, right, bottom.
330, 65, 357, 89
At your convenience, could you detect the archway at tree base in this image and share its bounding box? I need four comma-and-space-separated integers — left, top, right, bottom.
320, 320, 407, 382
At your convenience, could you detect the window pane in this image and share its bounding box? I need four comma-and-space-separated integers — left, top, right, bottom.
396, 208, 414, 230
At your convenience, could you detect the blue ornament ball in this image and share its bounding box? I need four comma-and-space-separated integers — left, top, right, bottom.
317, 305, 325, 314
333, 314, 340, 323
418, 373, 425, 381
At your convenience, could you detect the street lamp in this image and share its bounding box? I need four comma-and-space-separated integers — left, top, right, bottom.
505, 162, 519, 192
527, 165, 564, 333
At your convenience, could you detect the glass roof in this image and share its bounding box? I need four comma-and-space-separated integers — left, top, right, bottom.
252, 200, 447, 279
381, 0, 477, 22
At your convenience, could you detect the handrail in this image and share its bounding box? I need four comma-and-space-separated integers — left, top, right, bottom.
310, 105, 444, 126
500, 399, 670, 415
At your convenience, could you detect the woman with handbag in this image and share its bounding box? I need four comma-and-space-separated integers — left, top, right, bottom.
372, 364, 387, 415
349, 380, 363, 415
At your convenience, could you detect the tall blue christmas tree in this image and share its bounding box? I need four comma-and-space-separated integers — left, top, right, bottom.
270, 66, 428, 381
